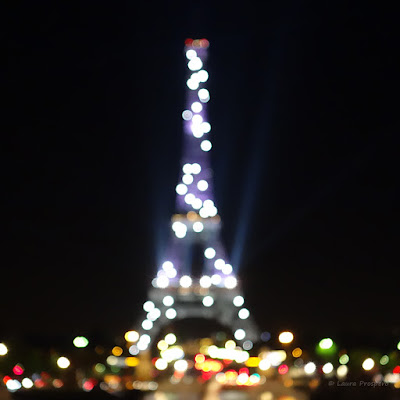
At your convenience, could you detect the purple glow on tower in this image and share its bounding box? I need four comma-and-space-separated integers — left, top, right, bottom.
152, 39, 237, 286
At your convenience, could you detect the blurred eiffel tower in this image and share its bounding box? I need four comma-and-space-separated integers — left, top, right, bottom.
133, 39, 259, 356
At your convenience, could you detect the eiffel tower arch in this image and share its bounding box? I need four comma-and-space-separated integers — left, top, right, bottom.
132, 38, 259, 357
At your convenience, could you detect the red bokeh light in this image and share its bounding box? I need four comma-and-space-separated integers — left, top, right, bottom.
393, 365, 400, 374
200, 39, 209, 48
278, 364, 289, 375
83, 380, 94, 391
13, 364, 24, 375
35, 379, 45, 388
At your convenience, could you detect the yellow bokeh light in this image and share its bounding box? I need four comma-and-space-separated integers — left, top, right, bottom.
260, 392, 273, 400
279, 331, 294, 344
125, 357, 139, 367
245, 357, 260, 367
216, 373, 226, 384
283, 379, 294, 388
225, 340, 236, 350
187, 211, 197, 221
309, 379, 319, 389
124, 331, 139, 343
157, 340, 168, 351
292, 347, 302, 357
200, 338, 213, 346
112, 346, 123, 356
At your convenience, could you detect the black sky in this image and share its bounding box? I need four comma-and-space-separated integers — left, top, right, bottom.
3, 1, 399, 347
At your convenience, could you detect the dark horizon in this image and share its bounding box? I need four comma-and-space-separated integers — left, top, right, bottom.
3, 1, 399, 348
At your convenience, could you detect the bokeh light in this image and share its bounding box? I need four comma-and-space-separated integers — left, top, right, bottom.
57, 357, 70, 369
279, 331, 294, 344
362, 358, 375, 371
0, 343, 8, 356
73, 336, 89, 348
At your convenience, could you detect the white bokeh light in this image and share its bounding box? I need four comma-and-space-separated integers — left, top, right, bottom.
143, 301, 155, 312
192, 198, 203, 210
22, 378, 34, 389
192, 124, 204, 138
147, 308, 161, 321
197, 70, 209, 82
183, 163, 193, 174
182, 110, 193, 120
163, 296, 174, 306
155, 358, 168, 370
362, 358, 375, 371
233, 295, 244, 307
200, 275, 212, 288
204, 247, 216, 259
180, 275, 192, 288
222, 264, 233, 275
165, 308, 177, 319
201, 122, 211, 133
187, 79, 199, 90
172, 221, 187, 238
200, 140, 212, 151
202, 296, 214, 307
193, 221, 204, 232
156, 276, 169, 288
211, 274, 222, 285
214, 259, 225, 269
192, 114, 203, 125
186, 49, 197, 60
234, 329, 246, 340
142, 319, 153, 330
304, 362, 316, 374
322, 362, 334, 374
184, 193, 195, 205
162, 261, 174, 270
259, 359, 271, 371
225, 276, 238, 289
182, 174, 193, 185
188, 57, 203, 71
176, 184, 187, 195
197, 180, 208, 191
174, 360, 188, 372
198, 88, 210, 102
191, 163, 201, 174
57, 357, 70, 369
165, 268, 177, 278
191, 102, 203, 113
238, 308, 250, 319
165, 333, 177, 345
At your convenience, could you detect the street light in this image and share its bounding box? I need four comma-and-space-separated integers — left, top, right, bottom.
57, 357, 70, 369
278, 331, 294, 344
0, 343, 8, 356
73, 336, 89, 348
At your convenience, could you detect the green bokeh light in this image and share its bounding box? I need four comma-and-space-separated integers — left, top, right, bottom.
73, 336, 89, 348
339, 354, 349, 365
319, 338, 333, 350
380, 355, 389, 365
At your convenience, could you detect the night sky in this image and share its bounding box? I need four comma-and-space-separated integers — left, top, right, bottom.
3, 2, 399, 348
